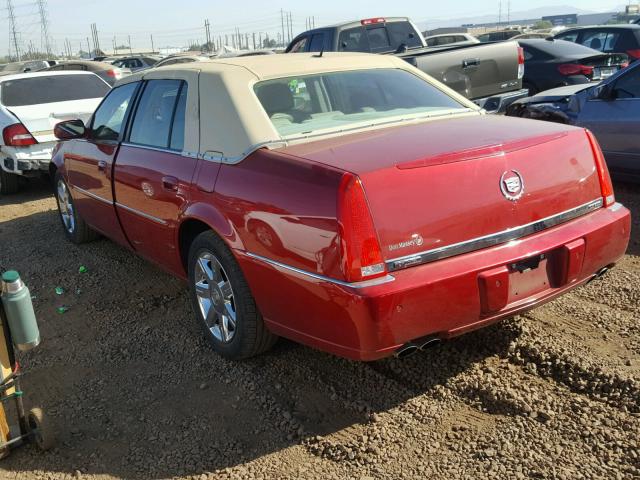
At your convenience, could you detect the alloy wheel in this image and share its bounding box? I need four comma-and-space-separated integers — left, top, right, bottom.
57, 180, 75, 234
194, 251, 237, 343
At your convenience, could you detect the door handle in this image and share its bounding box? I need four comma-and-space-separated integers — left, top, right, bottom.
97, 160, 107, 172
161, 176, 178, 191
462, 58, 480, 69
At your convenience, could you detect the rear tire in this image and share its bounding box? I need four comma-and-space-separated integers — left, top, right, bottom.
54, 172, 99, 244
188, 230, 277, 360
0, 169, 20, 195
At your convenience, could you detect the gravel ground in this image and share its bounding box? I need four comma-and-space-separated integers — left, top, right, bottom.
0, 179, 638, 480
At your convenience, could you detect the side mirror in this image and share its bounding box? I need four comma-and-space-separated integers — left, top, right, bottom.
54, 119, 86, 140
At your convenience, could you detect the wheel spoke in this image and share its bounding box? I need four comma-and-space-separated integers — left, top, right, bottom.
195, 281, 210, 299
197, 256, 214, 282
204, 302, 216, 328
219, 280, 233, 300
224, 302, 236, 326
219, 315, 230, 342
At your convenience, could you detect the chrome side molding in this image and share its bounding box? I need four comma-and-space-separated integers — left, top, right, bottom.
245, 252, 395, 289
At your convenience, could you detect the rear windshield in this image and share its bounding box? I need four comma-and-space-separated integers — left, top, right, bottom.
254, 68, 466, 137
1, 74, 109, 107
338, 21, 422, 52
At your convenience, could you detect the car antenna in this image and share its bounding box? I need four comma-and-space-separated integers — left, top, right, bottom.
314, 48, 324, 58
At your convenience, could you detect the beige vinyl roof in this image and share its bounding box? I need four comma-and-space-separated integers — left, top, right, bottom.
117, 53, 480, 162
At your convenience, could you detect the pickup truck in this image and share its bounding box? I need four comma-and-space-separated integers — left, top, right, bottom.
285, 17, 528, 113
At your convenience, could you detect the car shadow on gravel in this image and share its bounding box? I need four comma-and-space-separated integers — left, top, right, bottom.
0, 176, 52, 207
0, 203, 546, 479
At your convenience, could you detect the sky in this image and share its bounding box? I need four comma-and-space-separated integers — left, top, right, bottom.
1, 0, 626, 56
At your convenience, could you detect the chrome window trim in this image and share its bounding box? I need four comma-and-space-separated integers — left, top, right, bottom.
386, 198, 604, 272
245, 252, 395, 289
115, 202, 167, 225
72, 185, 112, 205
200, 140, 288, 164
121, 141, 192, 158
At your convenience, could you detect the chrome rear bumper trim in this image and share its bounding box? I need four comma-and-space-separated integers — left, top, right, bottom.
386, 198, 604, 272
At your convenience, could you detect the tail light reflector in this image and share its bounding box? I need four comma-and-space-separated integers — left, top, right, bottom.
517, 46, 525, 79
3, 123, 37, 147
557, 63, 593, 76
337, 173, 386, 283
585, 130, 614, 207
626, 49, 640, 61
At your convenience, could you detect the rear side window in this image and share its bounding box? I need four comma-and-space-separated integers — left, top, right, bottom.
309, 34, 325, 52
580, 31, 620, 52
339, 27, 368, 52
386, 22, 422, 48
613, 67, 640, 98
129, 80, 187, 150
1, 74, 109, 107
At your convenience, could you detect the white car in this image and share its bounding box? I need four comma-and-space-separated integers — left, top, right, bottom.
0, 71, 110, 194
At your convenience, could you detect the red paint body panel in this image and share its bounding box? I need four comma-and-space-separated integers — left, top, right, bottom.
238, 204, 629, 360
64, 140, 129, 247
113, 145, 198, 275
280, 116, 603, 261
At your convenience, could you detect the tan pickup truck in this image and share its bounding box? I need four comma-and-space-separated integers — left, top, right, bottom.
286, 17, 529, 113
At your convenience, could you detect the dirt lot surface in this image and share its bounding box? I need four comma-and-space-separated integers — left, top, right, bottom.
0, 179, 638, 480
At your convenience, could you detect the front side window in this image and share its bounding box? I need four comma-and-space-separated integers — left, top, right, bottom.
254, 68, 466, 137
613, 67, 640, 99
289, 37, 308, 53
91, 82, 138, 141
129, 80, 186, 150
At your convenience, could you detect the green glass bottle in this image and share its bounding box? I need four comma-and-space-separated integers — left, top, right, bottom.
1, 271, 40, 351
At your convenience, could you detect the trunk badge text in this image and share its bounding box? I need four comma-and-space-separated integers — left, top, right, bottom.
500, 170, 524, 201
389, 233, 424, 252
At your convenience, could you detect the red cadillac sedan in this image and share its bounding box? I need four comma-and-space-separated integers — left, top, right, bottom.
50, 53, 630, 360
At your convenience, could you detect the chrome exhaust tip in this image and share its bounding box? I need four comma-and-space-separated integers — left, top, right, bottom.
418, 337, 442, 350
587, 267, 610, 284
395, 344, 419, 359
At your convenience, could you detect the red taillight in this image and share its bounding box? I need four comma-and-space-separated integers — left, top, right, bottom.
337, 173, 386, 283
626, 49, 640, 60
621, 61, 630, 69
106, 69, 117, 77
517, 46, 525, 79
557, 63, 594, 76
2, 123, 37, 147
361, 17, 386, 25
585, 130, 614, 207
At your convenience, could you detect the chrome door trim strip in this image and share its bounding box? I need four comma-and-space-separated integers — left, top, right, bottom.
245, 252, 395, 289
120, 142, 194, 158
72, 185, 112, 205
115, 202, 168, 225
386, 198, 604, 272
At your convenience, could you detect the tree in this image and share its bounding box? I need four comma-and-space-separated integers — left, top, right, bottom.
533, 20, 554, 30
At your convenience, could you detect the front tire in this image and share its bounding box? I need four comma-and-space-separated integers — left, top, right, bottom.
54, 172, 98, 244
188, 231, 277, 360
0, 168, 20, 195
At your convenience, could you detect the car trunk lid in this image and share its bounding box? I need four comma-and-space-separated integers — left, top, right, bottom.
280, 115, 604, 265
7, 98, 101, 143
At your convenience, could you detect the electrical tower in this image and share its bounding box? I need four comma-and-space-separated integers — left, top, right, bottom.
37, 0, 52, 57
7, 0, 21, 61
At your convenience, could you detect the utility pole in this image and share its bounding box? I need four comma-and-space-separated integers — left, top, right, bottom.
204, 19, 212, 50
498, 1, 502, 27
113, 36, 117, 55
150, 34, 155, 53
507, 0, 511, 26
7, 0, 21, 61
91, 23, 100, 54
280, 9, 286, 48
128, 35, 132, 54
86, 37, 91, 56
252, 32, 256, 50
288, 12, 293, 43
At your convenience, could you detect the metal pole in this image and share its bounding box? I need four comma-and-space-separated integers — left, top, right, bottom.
128, 35, 132, 54
281, 9, 286, 48
150, 34, 154, 53
7, 0, 21, 61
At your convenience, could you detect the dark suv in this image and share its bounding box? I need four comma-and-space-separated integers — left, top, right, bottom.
554, 25, 640, 62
